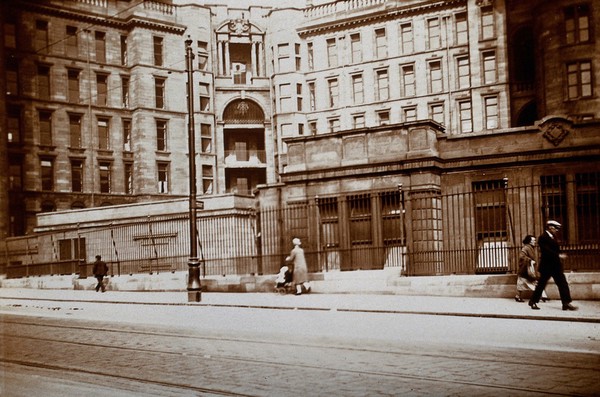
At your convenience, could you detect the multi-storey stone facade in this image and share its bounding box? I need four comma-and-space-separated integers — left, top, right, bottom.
0, 0, 598, 276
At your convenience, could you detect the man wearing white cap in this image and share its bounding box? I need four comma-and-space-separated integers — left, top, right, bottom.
528, 220, 577, 311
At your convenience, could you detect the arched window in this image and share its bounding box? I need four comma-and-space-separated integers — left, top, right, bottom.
223, 99, 264, 124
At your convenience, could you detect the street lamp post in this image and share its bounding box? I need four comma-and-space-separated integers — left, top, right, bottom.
185, 36, 201, 302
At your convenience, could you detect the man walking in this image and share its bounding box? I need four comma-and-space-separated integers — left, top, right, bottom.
529, 220, 577, 311
92, 255, 109, 293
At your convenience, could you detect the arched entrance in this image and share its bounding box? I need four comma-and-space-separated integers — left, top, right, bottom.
222, 99, 267, 195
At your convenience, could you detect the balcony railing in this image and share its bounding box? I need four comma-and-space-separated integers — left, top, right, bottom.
224, 150, 266, 165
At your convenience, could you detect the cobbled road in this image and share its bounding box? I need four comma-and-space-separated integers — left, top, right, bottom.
1, 303, 599, 396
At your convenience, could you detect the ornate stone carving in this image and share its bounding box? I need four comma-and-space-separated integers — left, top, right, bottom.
229, 18, 250, 35
538, 116, 572, 146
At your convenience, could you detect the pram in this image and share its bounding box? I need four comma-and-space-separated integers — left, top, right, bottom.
274, 265, 294, 295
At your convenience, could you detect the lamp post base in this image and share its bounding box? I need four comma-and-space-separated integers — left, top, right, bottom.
187, 291, 201, 302
187, 257, 202, 302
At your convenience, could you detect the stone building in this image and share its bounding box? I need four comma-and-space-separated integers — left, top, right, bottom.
0, 0, 598, 276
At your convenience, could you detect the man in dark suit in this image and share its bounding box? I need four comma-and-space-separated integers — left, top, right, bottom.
528, 220, 577, 311
92, 255, 109, 293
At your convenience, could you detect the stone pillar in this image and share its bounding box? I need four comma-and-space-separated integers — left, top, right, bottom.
224, 41, 230, 76
405, 173, 444, 275
258, 41, 265, 77
251, 42, 257, 77
217, 41, 224, 75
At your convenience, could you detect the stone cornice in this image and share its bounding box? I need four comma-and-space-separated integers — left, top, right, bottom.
281, 145, 600, 184
298, 0, 466, 37
18, 2, 186, 34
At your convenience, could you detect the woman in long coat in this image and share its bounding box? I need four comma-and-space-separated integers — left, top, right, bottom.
286, 238, 309, 295
516, 235, 547, 302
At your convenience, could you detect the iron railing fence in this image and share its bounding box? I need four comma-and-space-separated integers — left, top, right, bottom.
2, 179, 599, 279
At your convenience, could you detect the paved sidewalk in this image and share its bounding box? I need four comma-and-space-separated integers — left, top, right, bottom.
1, 288, 599, 323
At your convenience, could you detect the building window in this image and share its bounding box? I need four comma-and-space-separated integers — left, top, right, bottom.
123, 119, 132, 151
197, 41, 208, 70
350, 33, 362, 63
565, 4, 590, 45
376, 69, 389, 101
153, 36, 163, 66
473, 180, 506, 239
403, 106, 417, 122
458, 100, 472, 133
427, 18, 441, 49
307, 42, 314, 71
4, 21, 16, 49
96, 73, 108, 106
202, 165, 213, 194
41, 159, 54, 191
327, 78, 339, 108
155, 77, 165, 109
6, 57, 19, 95
66, 26, 78, 57
277, 43, 290, 72
328, 118, 340, 133
68, 69, 80, 103
381, 191, 405, 245
567, 61, 593, 99
37, 65, 51, 100
319, 197, 339, 249
121, 76, 129, 108
480, 6, 495, 40
120, 35, 128, 66
541, 175, 567, 237
326, 38, 338, 68
428, 60, 443, 94
399, 22, 414, 54
69, 114, 82, 148
9, 159, 23, 192
201, 123, 212, 153
99, 163, 111, 193
95, 31, 106, 63
295, 43, 301, 71
455, 12, 468, 45
298, 124, 305, 136
157, 163, 169, 193
401, 64, 416, 97
156, 119, 167, 152
374, 27, 387, 58
279, 83, 292, 112
124, 162, 133, 194
456, 56, 470, 89
353, 114, 365, 129
39, 110, 52, 146
199, 82, 210, 111
35, 20, 48, 53
71, 161, 83, 193
296, 83, 303, 111
429, 102, 445, 125
576, 172, 600, 243
349, 194, 372, 245
308, 121, 317, 135
377, 110, 390, 126
307, 81, 316, 111
7, 106, 21, 144
97, 118, 110, 150
352, 74, 364, 104
482, 50, 497, 84
484, 96, 499, 129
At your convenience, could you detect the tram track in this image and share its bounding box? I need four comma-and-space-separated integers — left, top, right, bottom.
2, 316, 598, 396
